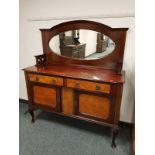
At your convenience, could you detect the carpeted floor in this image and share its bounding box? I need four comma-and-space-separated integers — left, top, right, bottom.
19, 102, 132, 155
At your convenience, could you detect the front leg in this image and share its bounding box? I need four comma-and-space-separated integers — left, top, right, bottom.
29, 109, 35, 123
111, 127, 118, 148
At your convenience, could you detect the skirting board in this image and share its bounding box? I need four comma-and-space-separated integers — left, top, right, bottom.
19, 98, 133, 128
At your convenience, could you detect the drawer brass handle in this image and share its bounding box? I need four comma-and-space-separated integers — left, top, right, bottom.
51, 79, 56, 85
35, 77, 39, 82
75, 82, 80, 88
96, 85, 101, 91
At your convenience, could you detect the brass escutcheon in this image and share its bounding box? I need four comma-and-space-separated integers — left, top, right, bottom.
75, 82, 80, 88
51, 79, 56, 84
35, 77, 39, 82
96, 85, 101, 90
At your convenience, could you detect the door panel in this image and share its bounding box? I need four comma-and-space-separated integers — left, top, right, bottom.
79, 94, 110, 119
33, 86, 59, 110
75, 91, 114, 122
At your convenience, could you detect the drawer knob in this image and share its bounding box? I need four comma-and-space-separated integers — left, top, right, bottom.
35, 77, 39, 82
51, 79, 56, 85
96, 85, 101, 90
75, 82, 80, 88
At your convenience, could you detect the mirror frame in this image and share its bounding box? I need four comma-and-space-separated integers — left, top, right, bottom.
40, 20, 128, 72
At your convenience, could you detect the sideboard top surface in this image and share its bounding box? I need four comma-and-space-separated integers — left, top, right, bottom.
24, 64, 125, 84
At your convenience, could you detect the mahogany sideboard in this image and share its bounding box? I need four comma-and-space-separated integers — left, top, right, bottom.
23, 20, 128, 148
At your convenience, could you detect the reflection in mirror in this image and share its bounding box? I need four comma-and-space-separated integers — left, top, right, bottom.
49, 29, 115, 60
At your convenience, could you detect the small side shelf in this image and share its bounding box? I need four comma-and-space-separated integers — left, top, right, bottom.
35, 54, 46, 67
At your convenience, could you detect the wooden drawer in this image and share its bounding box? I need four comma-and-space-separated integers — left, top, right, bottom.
66, 79, 111, 94
29, 74, 63, 86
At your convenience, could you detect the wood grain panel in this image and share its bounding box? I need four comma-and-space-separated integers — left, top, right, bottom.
61, 88, 74, 114
67, 79, 110, 93
33, 86, 57, 108
29, 74, 63, 86
79, 94, 110, 119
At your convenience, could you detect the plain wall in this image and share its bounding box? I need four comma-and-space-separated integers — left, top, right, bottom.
19, 0, 135, 123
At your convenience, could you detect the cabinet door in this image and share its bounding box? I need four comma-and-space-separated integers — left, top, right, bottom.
75, 91, 114, 122
32, 85, 61, 111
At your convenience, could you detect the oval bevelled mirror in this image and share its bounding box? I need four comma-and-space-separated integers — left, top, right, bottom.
49, 29, 115, 60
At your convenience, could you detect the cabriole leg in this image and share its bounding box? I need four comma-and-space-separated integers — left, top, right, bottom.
111, 127, 118, 148
29, 109, 35, 123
